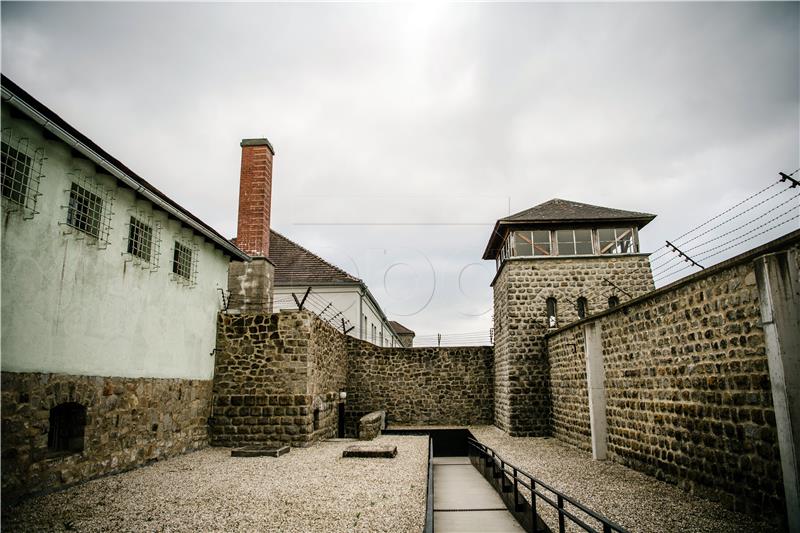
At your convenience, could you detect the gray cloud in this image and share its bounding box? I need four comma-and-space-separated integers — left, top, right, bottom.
2, 2, 798, 337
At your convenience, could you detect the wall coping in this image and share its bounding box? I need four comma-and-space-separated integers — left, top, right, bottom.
544, 229, 800, 339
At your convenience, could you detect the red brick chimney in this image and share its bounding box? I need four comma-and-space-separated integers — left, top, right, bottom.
236, 138, 275, 257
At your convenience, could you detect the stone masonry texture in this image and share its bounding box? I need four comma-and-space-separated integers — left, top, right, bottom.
345, 338, 494, 432
492, 254, 654, 436
210, 311, 348, 447
1, 372, 211, 500
545, 239, 800, 515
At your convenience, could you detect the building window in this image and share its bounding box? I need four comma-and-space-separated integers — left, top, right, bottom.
608, 295, 620, 308
171, 239, 198, 286
577, 297, 588, 319
556, 229, 593, 256
64, 176, 114, 247
313, 408, 320, 431
1, 129, 45, 219
513, 230, 551, 257
125, 214, 161, 270
48, 402, 86, 455
371, 324, 377, 343
379, 331, 383, 346
546, 297, 558, 328
598, 228, 637, 255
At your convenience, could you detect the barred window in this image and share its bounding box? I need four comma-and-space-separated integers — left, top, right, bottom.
67, 182, 103, 239
171, 239, 198, 286
1, 129, 45, 219
128, 217, 153, 261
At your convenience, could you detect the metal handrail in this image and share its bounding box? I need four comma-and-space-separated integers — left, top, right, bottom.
424, 436, 434, 533
467, 437, 629, 533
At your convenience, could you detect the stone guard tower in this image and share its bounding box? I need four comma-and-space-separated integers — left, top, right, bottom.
483, 199, 656, 436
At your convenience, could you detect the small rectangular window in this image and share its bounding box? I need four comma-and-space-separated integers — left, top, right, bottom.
557, 230, 576, 256
532, 230, 551, 256
1, 143, 31, 206
67, 182, 103, 239
1, 132, 45, 219
514, 231, 533, 256
127, 217, 154, 261
599, 228, 636, 254
171, 239, 197, 286
574, 229, 593, 255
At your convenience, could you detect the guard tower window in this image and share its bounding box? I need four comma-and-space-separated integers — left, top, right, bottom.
577, 297, 588, 319
513, 231, 551, 257
313, 408, 320, 431
546, 297, 558, 328
48, 402, 86, 455
556, 229, 593, 256
598, 228, 637, 255
608, 296, 620, 308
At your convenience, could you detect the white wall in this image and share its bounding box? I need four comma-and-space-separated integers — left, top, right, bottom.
273, 285, 400, 346
1, 107, 230, 379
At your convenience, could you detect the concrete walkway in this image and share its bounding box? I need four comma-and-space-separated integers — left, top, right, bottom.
433, 457, 525, 533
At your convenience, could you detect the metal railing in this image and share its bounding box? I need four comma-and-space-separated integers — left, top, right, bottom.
467, 438, 629, 533
424, 436, 434, 533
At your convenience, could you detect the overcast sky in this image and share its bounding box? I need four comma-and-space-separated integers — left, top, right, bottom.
2, 2, 798, 341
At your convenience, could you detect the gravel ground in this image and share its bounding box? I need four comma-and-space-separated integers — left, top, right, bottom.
469, 426, 781, 533
2, 436, 428, 533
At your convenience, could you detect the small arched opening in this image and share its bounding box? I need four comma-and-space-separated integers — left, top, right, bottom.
48, 402, 87, 455
608, 295, 620, 309
577, 297, 588, 320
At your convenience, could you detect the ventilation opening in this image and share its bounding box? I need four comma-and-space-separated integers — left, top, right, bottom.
577, 297, 588, 319
313, 408, 320, 431
608, 296, 620, 309
48, 402, 86, 456
546, 297, 558, 328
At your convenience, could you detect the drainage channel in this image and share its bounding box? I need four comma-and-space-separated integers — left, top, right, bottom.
384, 427, 525, 533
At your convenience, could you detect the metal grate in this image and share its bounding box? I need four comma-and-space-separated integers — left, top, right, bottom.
124, 212, 161, 271
62, 173, 114, 247
1, 128, 45, 219
171, 238, 198, 287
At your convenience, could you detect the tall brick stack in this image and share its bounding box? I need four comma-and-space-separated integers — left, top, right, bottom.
235, 138, 274, 258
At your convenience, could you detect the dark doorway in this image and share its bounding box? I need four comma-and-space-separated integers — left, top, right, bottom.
338, 403, 345, 438
48, 402, 87, 455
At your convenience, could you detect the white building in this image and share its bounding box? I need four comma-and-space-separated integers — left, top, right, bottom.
269, 230, 403, 347
1, 75, 249, 497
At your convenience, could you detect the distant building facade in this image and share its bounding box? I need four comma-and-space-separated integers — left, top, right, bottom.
388, 320, 415, 347
269, 230, 402, 347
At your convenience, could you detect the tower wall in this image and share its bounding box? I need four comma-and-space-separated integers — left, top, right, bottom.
492, 254, 654, 435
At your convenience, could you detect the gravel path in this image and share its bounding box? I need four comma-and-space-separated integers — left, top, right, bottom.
3, 436, 428, 533
469, 426, 781, 533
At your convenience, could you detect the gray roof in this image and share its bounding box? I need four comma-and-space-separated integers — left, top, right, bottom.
269, 230, 361, 286
483, 198, 656, 260
388, 321, 415, 336
502, 198, 656, 223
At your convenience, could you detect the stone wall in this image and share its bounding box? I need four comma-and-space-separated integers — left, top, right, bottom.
492, 254, 653, 435
547, 326, 590, 451
210, 310, 348, 447
345, 338, 494, 432
1, 372, 211, 500
308, 314, 348, 440
545, 236, 800, 514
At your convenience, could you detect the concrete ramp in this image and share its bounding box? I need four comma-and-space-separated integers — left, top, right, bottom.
433, 457, 525, 533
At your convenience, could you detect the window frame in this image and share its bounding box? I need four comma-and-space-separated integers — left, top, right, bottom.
171, 238, 198, 287
1, 129, 45, 219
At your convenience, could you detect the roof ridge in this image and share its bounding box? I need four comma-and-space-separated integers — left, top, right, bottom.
270, 229, 362, 283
